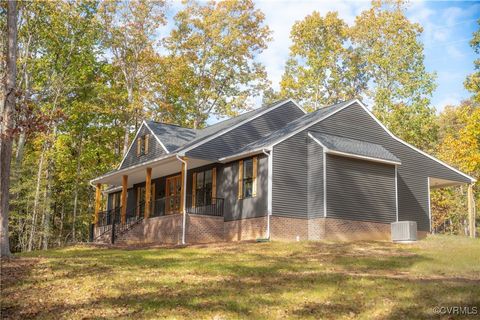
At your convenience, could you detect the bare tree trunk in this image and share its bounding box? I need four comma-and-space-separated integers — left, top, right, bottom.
0, 0, 17, 257
72, 135, 83, 243
42, 166, 52, 250
15, 132, 26, 168
122, 124, 130, 156
58, 204, 64, 247
27, 144, 45, 251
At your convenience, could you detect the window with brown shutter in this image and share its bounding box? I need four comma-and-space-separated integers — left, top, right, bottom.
136, 137, 141, 156
239, 157, 257, 199
136, 134, 150, 157
144, 134, 149, 154
212, 167, 217, 204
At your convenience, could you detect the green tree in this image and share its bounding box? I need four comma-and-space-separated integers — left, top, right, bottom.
465, 19, 480, 103
280, 11, 367, 111
163, 0, 271, 128
352, 0, 437, 150
98, 0, 166, 154
432, 100, 480, 234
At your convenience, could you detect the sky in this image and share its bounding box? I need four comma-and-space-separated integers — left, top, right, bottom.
168, 0, 480, 113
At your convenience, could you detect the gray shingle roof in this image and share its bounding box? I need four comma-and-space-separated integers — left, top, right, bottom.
309, 132, 401, 163
146, 121, 197, 152
147, 99, 290, 153
222, 99, 355, 158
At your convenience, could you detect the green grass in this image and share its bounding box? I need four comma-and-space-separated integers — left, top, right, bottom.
2, 235, 480, 319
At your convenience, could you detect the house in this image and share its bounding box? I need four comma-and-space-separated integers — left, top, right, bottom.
90, 99, 476, 244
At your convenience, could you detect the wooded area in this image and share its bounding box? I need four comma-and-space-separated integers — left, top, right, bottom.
0, 0, 478, 255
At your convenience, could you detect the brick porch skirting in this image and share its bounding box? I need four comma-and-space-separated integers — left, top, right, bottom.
95, 214, 428, 244
224, 216, 267, 241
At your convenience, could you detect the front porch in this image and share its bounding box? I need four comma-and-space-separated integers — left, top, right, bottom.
91, 155, 225, 244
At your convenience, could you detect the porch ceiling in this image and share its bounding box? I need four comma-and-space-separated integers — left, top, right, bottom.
429, 177, 467, 189
91, 156, 213, 188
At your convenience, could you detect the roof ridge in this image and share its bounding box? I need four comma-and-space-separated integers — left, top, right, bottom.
147, 120, 196, 130
200, 98, 289, 131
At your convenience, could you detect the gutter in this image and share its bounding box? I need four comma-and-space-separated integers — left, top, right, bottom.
89, 153, 176, 185
176, 154, 188, 245
262, 149, 272, 240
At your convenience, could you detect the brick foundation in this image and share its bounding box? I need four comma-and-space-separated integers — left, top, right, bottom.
224, 216, 267, 241
186, 214, 224, 243
94, 213, 427, 244
270, 216, 309, 241
270, 216, 391, 241
322, 218, 391, 241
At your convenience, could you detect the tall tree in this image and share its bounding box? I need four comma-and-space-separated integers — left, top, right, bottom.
465, 19, 480, 103
98, 0, 166, 154
280, 12, 367, 111
163, 0, 271, 128
0, 0, 17, 257
352, 0, 437, 150
432, 100, 479, 234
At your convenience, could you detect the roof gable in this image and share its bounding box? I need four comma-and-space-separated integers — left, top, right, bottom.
118, 122, 168, 170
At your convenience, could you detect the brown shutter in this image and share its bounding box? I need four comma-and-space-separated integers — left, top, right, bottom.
136, 137, 141, 156
252, 156, 258, 197
145, 134, 149, 154
192, 172, 197, 208
238, 160, 243, 199
212, 168, 217, 204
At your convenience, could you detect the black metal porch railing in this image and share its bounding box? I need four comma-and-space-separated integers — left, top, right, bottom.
93, 206, 121, 240
110, 201, 144, 243
186, 195, 224, 217
90, 195, 224, 242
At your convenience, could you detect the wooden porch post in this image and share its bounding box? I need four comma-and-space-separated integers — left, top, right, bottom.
121, 175, 128, 225
145, 167, 152, 219
180, 160, 186, 213
468, 183, 476, 238
94, 183, 102, 226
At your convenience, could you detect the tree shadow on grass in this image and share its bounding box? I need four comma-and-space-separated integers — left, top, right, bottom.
4, 241, 480, 319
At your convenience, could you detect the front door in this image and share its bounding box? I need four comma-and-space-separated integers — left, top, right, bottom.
166, 175, 182, 214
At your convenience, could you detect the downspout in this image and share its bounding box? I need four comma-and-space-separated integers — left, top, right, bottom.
262, 149, 272, 239
176, 154, 188, 245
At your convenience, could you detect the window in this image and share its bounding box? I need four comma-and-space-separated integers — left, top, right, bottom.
136, 134, 149, 156
238, 157, 257, 199
243, 159, 253, 198
194, 169, 213, 206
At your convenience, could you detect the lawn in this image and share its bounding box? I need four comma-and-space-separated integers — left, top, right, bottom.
1, 235, 480, 319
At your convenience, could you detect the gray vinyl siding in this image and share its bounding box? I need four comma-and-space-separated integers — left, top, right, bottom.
308, 103, 470, 231
218, 154, 268, 221
326, 154, 396, 223
186, 101, 305, 160
120, 124, 167, 169
271, 102, 469, 231
272, 134, 308, 218
307, 139, 324, 218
